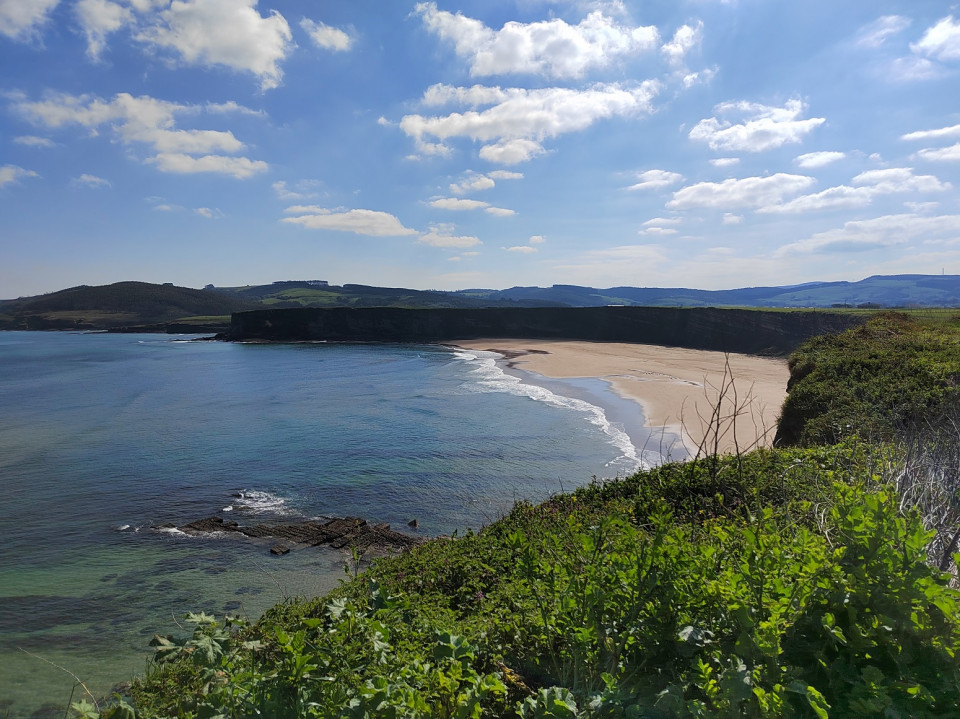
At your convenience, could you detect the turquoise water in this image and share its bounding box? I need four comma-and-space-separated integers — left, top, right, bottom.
0, 332, 667, 717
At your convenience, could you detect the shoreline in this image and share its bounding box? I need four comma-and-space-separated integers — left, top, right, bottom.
449, 339, 790, 458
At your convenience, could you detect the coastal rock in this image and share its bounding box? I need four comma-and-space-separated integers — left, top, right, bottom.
168, 515, 424, 554
269, 544, 290, 556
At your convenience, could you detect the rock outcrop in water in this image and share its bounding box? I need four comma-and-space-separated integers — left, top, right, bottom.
160, 516, 424, 554
226, 306, 865, 356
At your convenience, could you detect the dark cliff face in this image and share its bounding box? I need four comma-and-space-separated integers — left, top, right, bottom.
228, 307, 865, 357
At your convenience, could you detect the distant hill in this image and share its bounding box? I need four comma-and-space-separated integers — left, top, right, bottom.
3, 274, 959, 332
457, 275, 960, 308
0, 281, 260, 330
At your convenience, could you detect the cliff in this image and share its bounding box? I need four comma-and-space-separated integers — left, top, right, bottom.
227, 306, 865, 356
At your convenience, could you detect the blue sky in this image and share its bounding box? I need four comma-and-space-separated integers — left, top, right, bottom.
2, 0, 959, 297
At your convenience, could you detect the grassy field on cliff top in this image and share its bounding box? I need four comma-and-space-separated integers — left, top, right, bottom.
75, 313, 960, 718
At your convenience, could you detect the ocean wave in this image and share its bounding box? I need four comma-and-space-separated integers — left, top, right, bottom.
230, 489, 293, 516
453, 350, 643, 471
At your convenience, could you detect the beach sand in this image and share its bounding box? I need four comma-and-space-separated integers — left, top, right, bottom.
452, 339, 791, 458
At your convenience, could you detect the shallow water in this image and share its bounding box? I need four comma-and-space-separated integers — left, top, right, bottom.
0, 332, 666, 716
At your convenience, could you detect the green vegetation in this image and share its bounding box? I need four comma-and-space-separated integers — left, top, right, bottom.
776, 313, 960, 446
68, 313, 960, 717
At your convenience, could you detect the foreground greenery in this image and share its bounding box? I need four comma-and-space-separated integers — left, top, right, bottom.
80, 313, 960, 718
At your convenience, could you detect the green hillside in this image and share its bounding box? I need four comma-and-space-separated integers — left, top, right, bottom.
70, 312, 960, 718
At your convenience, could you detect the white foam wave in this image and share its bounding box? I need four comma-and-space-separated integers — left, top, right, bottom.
454, 350, 642, 471
231, 489, 293, 515
157, 526, 188, 537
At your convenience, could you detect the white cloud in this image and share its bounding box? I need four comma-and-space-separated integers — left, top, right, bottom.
759, 168, 949, 214
851, 167, 951, 193
15, 91, 265, 178
429, 197, 489, 211
450, 173, 495, 195
689, 99, 825, 153
402, 82, 659, 163
149, 153, 268, 178
642, 217, 681, 226
73, 173, 111, 188
709, 157, 739, 167
76, 0, 132, 60
661, 21, 702, 65
485, 206, 516, 216
0, 164, 39, 188
776, 213, 960, 256
889, 56, 941, 81
0, 0, 59, 40
283, 209, 418, 236
488, 170, 523, 180
300, 18, 352, 52
136, 0, 294, 90
795, 151, 846, 169
668, 173, 815, 210
722, 213, 743, 225
639, 226, 677, 236
419, 228, 482, 248
856, 15, 911, 48
505, 245, 538, 253
902, 124, 960, 142
625, 169, 684, 191
758, 185, 872, 214
911, 16, 960, 62
914, 143, 960, 162
273, 181, 303, 200
13, 135, 55, 147
415, 2, 659, 79
529, 235, 545, 244
478, 139, 545, 165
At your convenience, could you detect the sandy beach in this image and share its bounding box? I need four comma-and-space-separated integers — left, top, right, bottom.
452, 339, 791, 458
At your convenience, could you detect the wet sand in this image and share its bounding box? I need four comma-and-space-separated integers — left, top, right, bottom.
451, 339, 790, 457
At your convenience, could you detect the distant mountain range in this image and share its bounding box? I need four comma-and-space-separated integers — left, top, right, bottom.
2, 274, 959, 331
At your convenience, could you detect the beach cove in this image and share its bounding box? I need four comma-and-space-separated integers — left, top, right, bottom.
451, 339, 790, 458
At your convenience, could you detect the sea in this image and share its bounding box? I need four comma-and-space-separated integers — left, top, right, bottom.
0, 331, 678, 717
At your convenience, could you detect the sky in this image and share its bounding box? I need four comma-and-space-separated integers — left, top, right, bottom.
2, 0, 960, 297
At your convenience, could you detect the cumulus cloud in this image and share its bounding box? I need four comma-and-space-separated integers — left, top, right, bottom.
485, 206, 516, 216
450, 172, 495, 195
0, 164, 39, 188
76, 0, 132, 60
856, 15, 911, 48
776, 213, 960, 256
668, 173, 815, 210
429, 197, 489, 211
488, 170, 523, 180
757, 185, 873, 214
14, 91, 266, 178
505, 245, 538, 253
13, 135, 55, 147
529, 235, 545, 244
689, 99, 825, 153
0, 0, 59, 40
478, 139, 545, 165
852, 167, 951, 193
642, 217, 681, 227
149, 153, 267, 178
300, 18, 352, 51
759, 168, 949, 214
415, 2, 659, 79
402, 82, 659, 163
911, 15, 960, 62
795, 151, 846, 168
136, 0, 294, 90
913, 143, 960, 162
72, 173, 111, 188
722, 214, 743, 225
418, 227, 482, 248
625, 169, 684, 191
661, 21, 702, 66
282, 208, 418, 236
902, 123, 960, 142
709, 157, 739, 168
